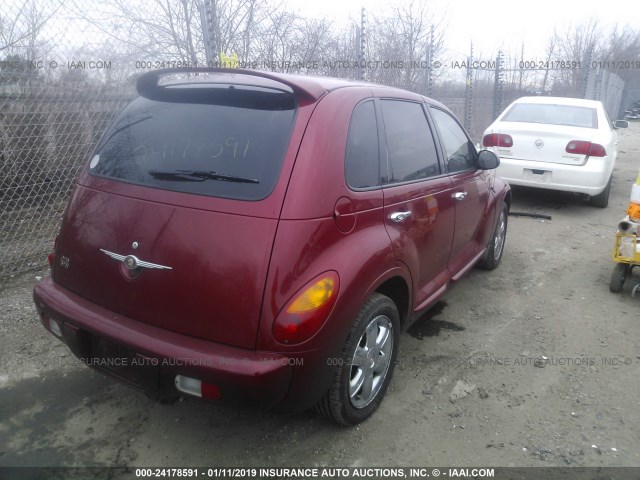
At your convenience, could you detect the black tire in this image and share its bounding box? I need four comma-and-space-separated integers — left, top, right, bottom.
609, 263, 630, 293
590, 177, 611, 208
478, 201, 508, 270
317, 293, 400, 426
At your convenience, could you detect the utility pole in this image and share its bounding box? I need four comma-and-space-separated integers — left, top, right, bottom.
201, 0, 217, 66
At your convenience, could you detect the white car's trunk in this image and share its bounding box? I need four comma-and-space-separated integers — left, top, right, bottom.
495, 122, 595, 166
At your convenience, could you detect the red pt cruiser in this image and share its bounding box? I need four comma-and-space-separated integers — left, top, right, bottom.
33, 68, 510, 425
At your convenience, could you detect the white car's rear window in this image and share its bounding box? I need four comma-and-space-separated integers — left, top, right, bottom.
502, 103, 598, 129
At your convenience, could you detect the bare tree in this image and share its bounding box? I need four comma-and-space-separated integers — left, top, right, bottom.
549, 20, 600, 94
0, 0, 63, 89
202, 0, 277, 63
67, 0, 284, 69
253, 10, 297, 70
0, 0, 60, 54
368, 0, 445, 92
539, 22, 640, 99
294, 17, 332, 70
539, 33, 557, 94
74, 0, 203, 62
599, 25, 640, 85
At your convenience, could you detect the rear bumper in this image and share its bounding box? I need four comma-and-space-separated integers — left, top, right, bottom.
33, 278, 293, 409
496, 157, 612, 195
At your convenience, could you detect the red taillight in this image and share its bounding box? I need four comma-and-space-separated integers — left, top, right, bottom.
273, 271, 340, 344
483, 133, 513, 148
47, 234, 59, 267
565, 140, 606, 157
201, 382, 221, 400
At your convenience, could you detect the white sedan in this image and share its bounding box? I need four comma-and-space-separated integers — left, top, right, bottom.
482, 96, 628, 207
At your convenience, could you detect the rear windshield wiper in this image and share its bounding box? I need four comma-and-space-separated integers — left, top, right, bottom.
149, 169, 259, 184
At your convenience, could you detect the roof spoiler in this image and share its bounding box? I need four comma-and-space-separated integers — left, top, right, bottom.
136, 68, 323, 102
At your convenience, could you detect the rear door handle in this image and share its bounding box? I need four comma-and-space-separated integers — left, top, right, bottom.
390, 211, 411, 223
453, 192, 468, 200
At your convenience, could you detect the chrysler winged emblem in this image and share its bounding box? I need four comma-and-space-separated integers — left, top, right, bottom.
100, 249, 172, 270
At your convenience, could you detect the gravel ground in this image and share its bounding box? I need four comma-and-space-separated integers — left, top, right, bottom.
1, 123, 640, 471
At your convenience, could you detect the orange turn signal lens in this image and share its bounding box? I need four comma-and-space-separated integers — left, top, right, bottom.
286, 277, 335, 313
273, 272, 340, 344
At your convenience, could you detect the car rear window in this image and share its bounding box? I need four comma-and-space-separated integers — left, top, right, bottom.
88, 86, 296, 201
502, 103, 598, 129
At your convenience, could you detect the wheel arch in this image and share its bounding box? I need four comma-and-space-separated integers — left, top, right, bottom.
374, 276, 411, 329
503, 189, 512, 211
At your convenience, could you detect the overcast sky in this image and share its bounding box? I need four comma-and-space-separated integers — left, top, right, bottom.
288, 0, 640, 61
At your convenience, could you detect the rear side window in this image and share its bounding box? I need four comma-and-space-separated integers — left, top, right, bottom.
430, 108, 477, 173
502, 103, 598, 129
345, 101, 380, 189
89, 87, 296, 201
380, 100, 440, 184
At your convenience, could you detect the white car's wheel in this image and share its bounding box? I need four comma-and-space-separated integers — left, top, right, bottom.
590, 177, 611, 208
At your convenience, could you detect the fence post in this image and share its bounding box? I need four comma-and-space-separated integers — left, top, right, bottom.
464, 42, 473, 133
199, 0, 213, 65
612, 77, 624, 119
518, 42, 524, 93
581, 46, 593, 99
356, 7, 366, 81
594, 68, 603, 103
492, 50, 504, 120
424, 25, 434, 97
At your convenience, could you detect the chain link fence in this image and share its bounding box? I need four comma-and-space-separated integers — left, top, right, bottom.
0, 0, 628, 277
1, 0, 135, 276
584, 68, 625, 119
0, 90, 132, 275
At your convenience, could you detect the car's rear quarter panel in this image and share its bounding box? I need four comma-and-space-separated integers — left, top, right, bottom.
261, 87, 413, 409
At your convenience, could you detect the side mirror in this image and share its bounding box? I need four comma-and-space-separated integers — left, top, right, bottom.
478, 150, 500, 170
614, 120, 629, 129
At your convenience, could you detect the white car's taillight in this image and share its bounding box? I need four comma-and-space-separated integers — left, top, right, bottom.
483, 133, 513, 148
565, 140, 606, 157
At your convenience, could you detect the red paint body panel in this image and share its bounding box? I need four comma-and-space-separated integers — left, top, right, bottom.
382, 176, 455, 308
448, 169, 494, 276
33, 279, 292, 408
33, 69, 510, 413
53, 184, 276, 349
281, 86, 373, 220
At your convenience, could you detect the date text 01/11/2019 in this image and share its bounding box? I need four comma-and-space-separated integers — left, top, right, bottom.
134, 467, 497, 478
518, 60, 640, 70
